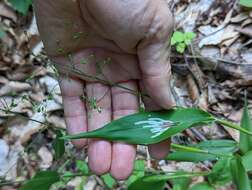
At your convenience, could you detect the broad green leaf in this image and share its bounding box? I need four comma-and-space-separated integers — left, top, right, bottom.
76, 160, 89, 175
189, 183, 214, 190
8, 0, 32, 15
101, 174, 116, 189
242, 150, 252, 172
208, 158, 232, 186
240, 0, 252, 7
196, 140, 238, 153
129, 172, 198, 190
52, 130, 65, 159
20, 171, 60, 190
170, 171, 191, 190
63, 108, 214, 145
184, 32, 196, 45
166, 140, 237, 162
166, 151, 217, 162
171, 31, 185, 45
126, 160, 145, 186
176, 43, 186, 53
240, 99, 252, 154
230, 156, 251, 190
128, 175, 165, 190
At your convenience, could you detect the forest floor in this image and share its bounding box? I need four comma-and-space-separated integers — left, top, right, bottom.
0, 0, 252, 189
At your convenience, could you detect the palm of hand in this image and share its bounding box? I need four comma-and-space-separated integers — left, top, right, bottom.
34, 0, 174, 179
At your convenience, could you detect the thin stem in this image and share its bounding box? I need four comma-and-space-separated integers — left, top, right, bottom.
216, 118, 252, 136
57, 64, 149, 98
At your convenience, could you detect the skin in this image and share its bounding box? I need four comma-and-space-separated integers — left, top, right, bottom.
34, 0, 174, 180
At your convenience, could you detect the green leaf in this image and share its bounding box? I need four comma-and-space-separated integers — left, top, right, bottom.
239, 99, 252, 154
101, 174, 116, 189
208, 158, 232, 186
170, 172, 191, 190
171, 31, 185, 45
166, 151, 217, 162
230, 156, 251, 190
166, 140, 237, 162
63, 108, 214, 145
8, 0, 32, 15
240, 0, 252, 7
184, 32, 196, 45
176, 43, 186, 53
126, 160, 145, 186
128, 175, 165, 190
76, 160, 89, 175
196, 140, 238, 154
189, 183, 214, 190
143, 172, 207, 182
19, 171, 60, 190
242, 150, 252, 172
130, 172, 207, 190
52, 130, 65, 159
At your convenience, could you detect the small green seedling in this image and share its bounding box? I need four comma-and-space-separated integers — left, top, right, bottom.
171, 31, 196, 53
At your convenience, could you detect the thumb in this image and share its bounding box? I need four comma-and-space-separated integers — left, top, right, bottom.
137, 12, 175, 109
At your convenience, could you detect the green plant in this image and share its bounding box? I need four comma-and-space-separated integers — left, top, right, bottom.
171, 31, 196, 53
240, 0, 252, 7
15, 98, 252, 190
8, 0, 32, 15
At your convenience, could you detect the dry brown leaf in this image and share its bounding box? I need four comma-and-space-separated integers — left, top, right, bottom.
38, 146, 53, 169
0, 2, 16, 21
0, 81, 31, 96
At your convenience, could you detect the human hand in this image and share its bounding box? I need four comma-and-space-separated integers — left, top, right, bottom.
34, 0, 174, 179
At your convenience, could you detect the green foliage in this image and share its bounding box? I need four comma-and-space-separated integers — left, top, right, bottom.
8, 0, 32, 15
240, 0, 252, 7
239, 99, 252, 154
128, 175, 166, 190
167, 140, 237, 162
126, 160, 145, 186
19, 100, 252, 190
189, 183, 214, 190
19, 171, 60, 190
170, 172, 191, 190
101, 174, 116, 189
171, 31, 196, 53
63, 108, 214, 145
52, 130, 65, 159
230, 156, 251, 190
76, 160, 89, 175
208, 158, 232, 186
242, 150, 252, 172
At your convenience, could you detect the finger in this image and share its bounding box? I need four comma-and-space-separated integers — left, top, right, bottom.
140, 82, 171, 159
110, 81, 138, 180
59, 76, 87, 148
137, 7, 175, 109
86, 82, 112, 175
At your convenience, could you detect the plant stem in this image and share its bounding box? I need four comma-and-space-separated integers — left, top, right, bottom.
216, 118, 252, 136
